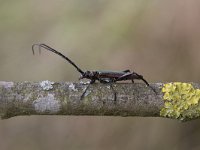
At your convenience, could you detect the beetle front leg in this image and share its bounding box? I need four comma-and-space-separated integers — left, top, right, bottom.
80, 79, 95, 100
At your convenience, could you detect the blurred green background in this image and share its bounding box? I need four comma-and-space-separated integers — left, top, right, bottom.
1, 0, 200, 149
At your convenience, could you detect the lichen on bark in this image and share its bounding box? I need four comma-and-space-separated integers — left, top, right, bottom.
160, 82, 200, 121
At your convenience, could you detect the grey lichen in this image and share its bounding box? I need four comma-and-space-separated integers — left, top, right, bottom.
106, 85, 111, 89
33, 94, 61, 113
84, 88, 91, 97
69, 83, 78, 92
0, 81, 14, 89
79, 81, 90, 85
40, 80, 54, 90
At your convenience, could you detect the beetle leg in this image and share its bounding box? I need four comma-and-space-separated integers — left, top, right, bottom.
109, 83, 117, 103
131, 72, 157, 94
115, 72, 133, 81
116, 72, 157, 94
99, 79, 117, 102
116, 72, 148, 86
80, 79, 95, 100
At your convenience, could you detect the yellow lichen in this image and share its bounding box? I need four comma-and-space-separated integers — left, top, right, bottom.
160, 82, 200, 121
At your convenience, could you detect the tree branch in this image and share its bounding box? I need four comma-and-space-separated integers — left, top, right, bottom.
0, 81, 164, 119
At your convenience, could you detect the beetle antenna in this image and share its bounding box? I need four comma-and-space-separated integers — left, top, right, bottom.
32, 43, 84, 75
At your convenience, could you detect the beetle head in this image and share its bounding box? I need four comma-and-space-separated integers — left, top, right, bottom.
79, 71, 93, 80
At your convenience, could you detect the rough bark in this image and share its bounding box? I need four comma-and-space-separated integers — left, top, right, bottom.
0, 81, 163, 119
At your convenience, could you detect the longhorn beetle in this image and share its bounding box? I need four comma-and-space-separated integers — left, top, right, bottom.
32, 44, 156, 100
